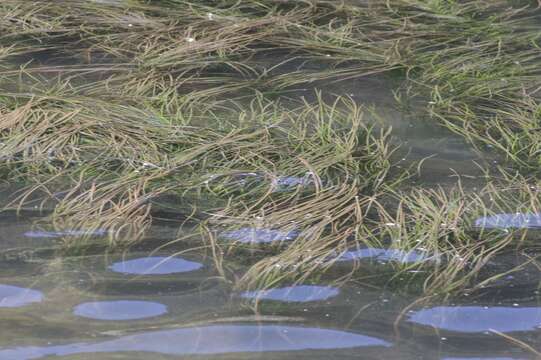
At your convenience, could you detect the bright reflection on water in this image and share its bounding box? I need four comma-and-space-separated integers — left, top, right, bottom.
109, 256, 203, 275
336, 248, 431, 264
73, 300, 167, 320
271, 175, 313, 192
408, 306, 541, 333
0, 285, 43, 308
442, 358, 524, 360
474, 213, 541, 229
24, 229, 107, 238
0, 325, 391, 359
221, 228, 299, 243
241, 285, 339, 302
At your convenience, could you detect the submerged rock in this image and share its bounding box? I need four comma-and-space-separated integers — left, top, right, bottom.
0, 284, 43, 308
109, 256, 203, 275
241, 285, 339, 302
474, 213, 541, 229
408, 306, 541, 333
73, 300, 167, 321
0, 324, 391, 359
221, 227, 299, 244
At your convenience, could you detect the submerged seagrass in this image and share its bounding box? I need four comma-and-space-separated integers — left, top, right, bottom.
0, 0, 540, 299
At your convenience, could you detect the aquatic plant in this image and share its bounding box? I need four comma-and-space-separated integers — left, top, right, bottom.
1, 0, 540, 298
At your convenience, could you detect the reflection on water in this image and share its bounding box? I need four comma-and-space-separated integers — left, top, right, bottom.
0, 285, 43, 308
24, 229, 107, 238
109, 256, 203, 275
241, 285, 339, 302
408, 306, 541, 333
73, 300, 167, 320
442, 358, 524, 360
0, 325, 391, 359
336, 248, 431, 264
221, 227, 299, 243
475, 213, 541, 229
0, 13, 537, 356
271, 175, 314, 191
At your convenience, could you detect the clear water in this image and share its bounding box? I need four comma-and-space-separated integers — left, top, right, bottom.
0, 79, 534, 358
0, 208, 539, 360
0, 2, 538, 359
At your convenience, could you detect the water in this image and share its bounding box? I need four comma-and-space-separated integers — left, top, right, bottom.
73, 300, 168, 320
0, 3, 537, 358
221, 227, 300, 244
240, 285, 340, 302
0, 325, 391, 359
109, 256, 203, 275
0, 210, 538, 360
0, 76, 535, 358
0, 285, 43, 308
335, 247, 435, 264
407, 306, 541, 333
475, 213, 541, 229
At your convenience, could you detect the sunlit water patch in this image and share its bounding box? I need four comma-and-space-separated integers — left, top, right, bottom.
0, 285, 43, 308
0, 325, 391, 359
336, 248, 431, 264
221, 228, 299, 243
109, 256, 203, 275
474, 213, 541, 229
73, 300, 167, 320
241, 285, 339, 302
408, 306, 541, 333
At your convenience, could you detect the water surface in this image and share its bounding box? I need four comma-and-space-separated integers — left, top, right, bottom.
241, 285, 339, 302
0, 325, 391, 359
0, 285, 43, 308
109, 256, 203, 275
73, 300, 167, 320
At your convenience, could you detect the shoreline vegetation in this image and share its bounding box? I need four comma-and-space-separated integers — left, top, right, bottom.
1, 0, 540, 298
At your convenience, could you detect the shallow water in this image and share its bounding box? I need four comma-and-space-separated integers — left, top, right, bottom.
0, 210, 539, 360
0, 2, 538, 358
